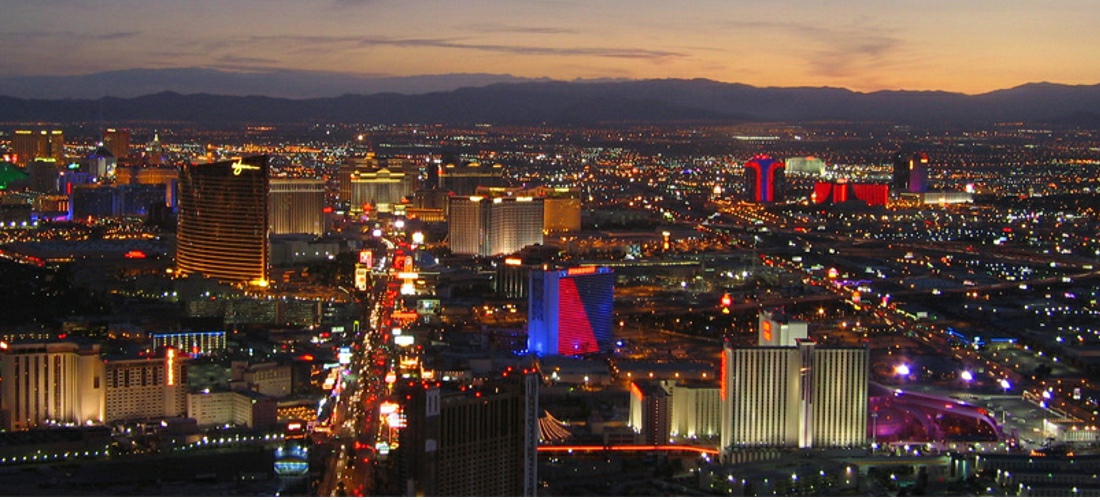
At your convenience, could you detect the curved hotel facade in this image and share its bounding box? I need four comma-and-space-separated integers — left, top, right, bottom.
177, 156, 269, 285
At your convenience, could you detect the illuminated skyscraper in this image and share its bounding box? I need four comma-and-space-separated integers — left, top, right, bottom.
268, 179, 324, 236
743, 155, 785, 203
339, 154, 414, 214
438, 160, 506, 196
0, 342, 106, 430
102, 128, 131, 160
720, 337, 868, 456
104, 350, 188, 423
784, 156, 826, 176
892, 151, 929, 193
527, 266, 614, 356
177, 156, 269, 285
477, 186, 582, 234
11, 129, 65, 166
448, 195, 543, 256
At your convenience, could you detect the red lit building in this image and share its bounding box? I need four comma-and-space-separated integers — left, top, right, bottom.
743, 155, 785, 203
812, 180, 888, 206
527, 266, 614, 356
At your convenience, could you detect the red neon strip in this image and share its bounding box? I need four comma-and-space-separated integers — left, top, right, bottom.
746, 161, 762, 202
537, 444, 718, 454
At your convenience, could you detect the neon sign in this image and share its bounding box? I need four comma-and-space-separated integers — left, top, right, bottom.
166, 348, 176, 386
566, 266, 597, 276
231, 160, 261, 176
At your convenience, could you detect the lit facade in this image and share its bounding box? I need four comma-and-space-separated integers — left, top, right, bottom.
478, 186, 582, 233
268, 179, 324, 236
448, 196, 544, 256
11, 129, 64, 166
811, 181, 889, 206
340, 154, 414, 213
0, 342, 105, 430
665, 381, 722, 440
438, 161, 506, 196
757, 310, 808, 347
784, 156, 826, 176
892, 151, 929, 193
177, 156, 269, 285
187, 390, 278, 430
103, 128, 131, 160
743, 155, 785, 203
628, 381, 671, 445
151, 331, 227, 357
720, 338, 868, 457
527, 266, 614, 356
104, 351, 188, 423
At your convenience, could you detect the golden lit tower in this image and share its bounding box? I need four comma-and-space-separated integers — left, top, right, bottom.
177, 156, 270, 285
11, 129, 64, 166
103, 128, 132, 160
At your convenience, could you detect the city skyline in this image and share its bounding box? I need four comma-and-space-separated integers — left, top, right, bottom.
1, 1, 1099, 96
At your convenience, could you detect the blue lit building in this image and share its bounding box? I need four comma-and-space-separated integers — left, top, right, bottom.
527, 266, 614, 356
151, 331, 227, 357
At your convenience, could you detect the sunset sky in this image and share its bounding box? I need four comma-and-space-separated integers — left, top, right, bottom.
2, 0, 1098, 94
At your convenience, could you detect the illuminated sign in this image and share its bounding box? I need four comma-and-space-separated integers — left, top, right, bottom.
230, 160, 261, 175
720, 350, 727, 400
166, 348, 176, 386
394, 335, 415, 347
359, 250, 373, 266
566, 266, 597, 276
397, 272, 419, 280
338, 347, 352, 365
762, 321, 773, 342
391, 311, 418, 321
355, 267, 369, 291
124, 250, 147, 259
386, 412, 406, 429
379, 402, 400, 415
504, 258, 523, 266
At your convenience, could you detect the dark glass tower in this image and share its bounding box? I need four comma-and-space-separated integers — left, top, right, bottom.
177, 156, 269, 285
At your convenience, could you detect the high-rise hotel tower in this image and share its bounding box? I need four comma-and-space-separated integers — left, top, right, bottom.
720, 311, 868, 458
177, 156, 269, 285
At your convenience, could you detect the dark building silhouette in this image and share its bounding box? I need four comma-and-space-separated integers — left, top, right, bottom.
393, 371, 539, 496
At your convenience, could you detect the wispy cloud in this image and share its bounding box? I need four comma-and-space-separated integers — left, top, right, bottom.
804, 30, 902, 79
244, 34, 683, 60
0, 29, 141, 41
216, 55, 280, 65
460, 24, 579, 35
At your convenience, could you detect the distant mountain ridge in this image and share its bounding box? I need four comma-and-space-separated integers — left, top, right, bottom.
0, 68, 551, 99
1, 76, 1099, 127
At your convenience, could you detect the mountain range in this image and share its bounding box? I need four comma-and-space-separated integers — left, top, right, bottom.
1, 69, 1098, 127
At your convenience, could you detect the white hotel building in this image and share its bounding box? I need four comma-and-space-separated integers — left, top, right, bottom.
719, 311, 868, 459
